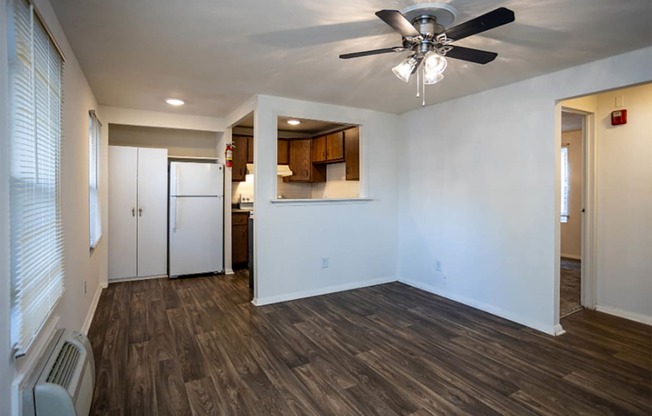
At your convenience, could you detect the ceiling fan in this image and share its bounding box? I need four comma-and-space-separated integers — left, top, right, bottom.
339, 4, 515, 104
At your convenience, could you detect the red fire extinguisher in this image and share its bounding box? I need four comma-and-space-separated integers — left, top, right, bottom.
225, 142, 234, 167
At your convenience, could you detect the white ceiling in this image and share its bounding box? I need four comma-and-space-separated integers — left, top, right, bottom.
51, 0, 652, 118
561, 112, 583, 132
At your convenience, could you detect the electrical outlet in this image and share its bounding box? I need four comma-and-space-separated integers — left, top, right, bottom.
321, 257, 329, 268
435, 260, 442, 272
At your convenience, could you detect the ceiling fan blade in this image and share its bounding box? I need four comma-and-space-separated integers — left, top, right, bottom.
445, 46, 498, 64
444, 7, 515, 41
375, 10, 421, 38
339, 47, 404, 59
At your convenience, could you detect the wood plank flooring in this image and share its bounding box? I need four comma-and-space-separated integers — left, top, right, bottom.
88, 272, 652, 415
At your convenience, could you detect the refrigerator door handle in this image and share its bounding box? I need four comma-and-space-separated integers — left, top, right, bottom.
171, 198, 178, 231
175, 164, 181, 196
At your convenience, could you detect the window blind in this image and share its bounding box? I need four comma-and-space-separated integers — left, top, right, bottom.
560, 146, 570, 223
8, 0, 65, 354
89, 110, 101, 248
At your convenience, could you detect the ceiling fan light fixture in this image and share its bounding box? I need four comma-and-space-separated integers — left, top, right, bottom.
423, 52, 447, 84
424, 52, 447, 74
424, 72, 444, 85
392, 56, 418, 82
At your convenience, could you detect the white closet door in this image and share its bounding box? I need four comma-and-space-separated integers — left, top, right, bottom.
108, 146, 138, 280
136, 147, 168, 277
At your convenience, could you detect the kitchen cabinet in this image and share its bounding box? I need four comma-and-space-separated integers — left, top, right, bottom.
109, 146, 168, 280
326, 131, 345, 161
232, 135, 249, 181
232, 211, 249, 268
312, 135, 326, 162
278, 139, 289, 165
344, 127, 360, 181
287, 139, 326, 182
312, 131, 344, 163
246, 136, 254, 164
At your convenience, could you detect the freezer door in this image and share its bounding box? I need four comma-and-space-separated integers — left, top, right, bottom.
170, 162, 223, 196
169, 196, 224, 276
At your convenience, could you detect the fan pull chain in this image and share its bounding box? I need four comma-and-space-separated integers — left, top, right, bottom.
416, 69, 420, 98
422, 66, 426, 107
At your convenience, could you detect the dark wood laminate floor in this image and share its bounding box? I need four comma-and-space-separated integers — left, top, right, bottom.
88, 272, 652, 415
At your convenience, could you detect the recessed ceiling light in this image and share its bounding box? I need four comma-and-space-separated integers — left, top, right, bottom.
166, 98, 185, 106
287, 119, 301, 125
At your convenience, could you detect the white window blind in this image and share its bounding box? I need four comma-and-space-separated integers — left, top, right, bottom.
89, 110, 101, 249
8, 0, 65, 355
560, 146, 570, 223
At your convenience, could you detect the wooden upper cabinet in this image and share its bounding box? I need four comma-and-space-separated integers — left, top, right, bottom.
344, 127, 360, 181
288, 139, 325, 183
277, 139, 289, 165
232, 135, 248, 182
312, 135, 326, 163
312, 131, 344, 163
326, 131, 344, 161
246, 136, 254, 164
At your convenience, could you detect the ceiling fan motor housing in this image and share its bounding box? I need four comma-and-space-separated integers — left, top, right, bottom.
413, 15, 444, 37
409, 15, 447, 56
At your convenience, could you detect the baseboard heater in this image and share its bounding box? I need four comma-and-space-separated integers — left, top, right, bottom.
22, 329, 95, 416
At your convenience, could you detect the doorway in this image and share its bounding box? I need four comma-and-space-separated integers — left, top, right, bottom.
559, 111, 585, 317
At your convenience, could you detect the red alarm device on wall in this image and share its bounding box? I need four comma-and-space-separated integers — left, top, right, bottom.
611, 109, 627, 125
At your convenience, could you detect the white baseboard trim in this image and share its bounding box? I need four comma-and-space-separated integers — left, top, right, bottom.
560, 253, 582, 260
108, 274, 167, 284
225, 268, 235, 275
552, 324, 566, 336
82, 285, 103, 335
398, 277, 558, 335
252, 276, 396, 306
595, 304, 652, 325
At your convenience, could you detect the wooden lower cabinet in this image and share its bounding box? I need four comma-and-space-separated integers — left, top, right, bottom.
232, 212, 249, 268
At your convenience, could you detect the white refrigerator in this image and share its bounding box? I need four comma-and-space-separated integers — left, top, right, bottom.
169, 161, 224, 277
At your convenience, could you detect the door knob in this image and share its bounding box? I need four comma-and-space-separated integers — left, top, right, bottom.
139, 208, 143, 217
131, 208, 135, 217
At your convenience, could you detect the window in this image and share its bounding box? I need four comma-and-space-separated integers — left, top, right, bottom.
8, 0, 65, 354
272, 116, 361, 200
89, 110, 102, 249
560, 146, 570, 223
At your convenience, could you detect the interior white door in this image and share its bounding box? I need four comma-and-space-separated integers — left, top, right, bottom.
169, 196, 223, 276
136, 147, 168, 277
108, 146, 138, 280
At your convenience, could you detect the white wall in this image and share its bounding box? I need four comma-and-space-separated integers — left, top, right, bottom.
252, 95, 399, 304
594, 84, 652, 323
560, 129, 583, 258
1, 0, 104, 414
397, 47, 652, 334
109, 124, 218, 158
